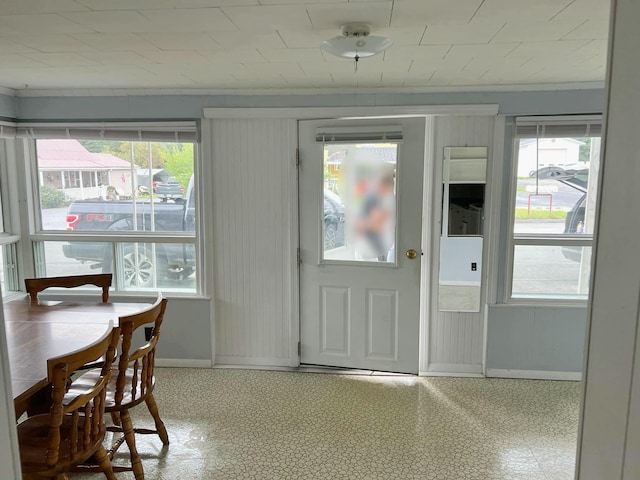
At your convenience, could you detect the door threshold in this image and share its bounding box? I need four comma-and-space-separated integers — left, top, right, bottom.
299, 364, 416, 376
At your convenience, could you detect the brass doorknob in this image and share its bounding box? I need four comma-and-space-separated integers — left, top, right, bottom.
406, 249, 418, 259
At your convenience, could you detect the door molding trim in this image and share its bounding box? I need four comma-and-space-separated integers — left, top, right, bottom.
204, 105, 499, 119
419, 116, 435, 373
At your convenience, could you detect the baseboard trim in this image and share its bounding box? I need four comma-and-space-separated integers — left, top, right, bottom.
420, 371, 485, 378
422, 363, 484, 377
215, 355, 292, 367
155, 358, 212, 368
486, 368, 582, 381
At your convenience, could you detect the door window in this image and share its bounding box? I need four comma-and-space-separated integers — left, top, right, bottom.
322, 142, 398, 263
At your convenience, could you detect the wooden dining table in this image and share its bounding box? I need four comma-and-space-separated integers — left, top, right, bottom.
3, 297, 151, 416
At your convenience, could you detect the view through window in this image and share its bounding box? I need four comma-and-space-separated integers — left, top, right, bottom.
35, 137, 197, 293
512, 128, 600, 299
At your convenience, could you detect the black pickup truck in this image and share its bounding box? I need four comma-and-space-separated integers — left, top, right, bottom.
62, 178, 195, 287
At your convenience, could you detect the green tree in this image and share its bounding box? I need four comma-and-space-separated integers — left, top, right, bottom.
112, 142, 169, 169
164, 143, 194, 188
79, 140, 124, 154
40, 185, 67, 208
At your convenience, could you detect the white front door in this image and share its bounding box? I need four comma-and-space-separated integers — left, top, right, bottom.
298, 117, 426, 373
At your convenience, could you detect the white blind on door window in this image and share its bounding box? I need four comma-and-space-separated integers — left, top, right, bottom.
315, 126, 403, 143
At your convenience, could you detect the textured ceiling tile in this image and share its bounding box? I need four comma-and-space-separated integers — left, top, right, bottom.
4, 34, 95, 53
551, 0, 610, 24
492, 19, 587, 43
306, 1, 393, 30
242, 63, 305, 76
23, 52, 99, 67
139, 32, 221, 51
421, 20, 505, 45
277, 28, 337, 49
445, 43, 520, 61
70, 33, 158, 51
562, 19, 609, 40
77, 51, 156, 65
384, 45, 450, 62
262, 0, 347, 4
507, 40, 590, 58
59, 11, 154, 33
0, 0, 88, 14
0, 53, 48, 68
75, 0, 258, 9
210, 31, 286, 49
573, 39, 607, 56
136, 50, 212, 65
375, 26, 426, 46
0, 37, 39, 54
221, 5, 313, 32
0, 14, 94, 35
472, 0, 573, 23
197, 48, 268, 64
137, 8, 238, 33
258, 48, 325, 63
391, 0, 483, 26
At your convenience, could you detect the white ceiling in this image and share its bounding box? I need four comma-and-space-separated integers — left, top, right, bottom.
0, 0, 610, 93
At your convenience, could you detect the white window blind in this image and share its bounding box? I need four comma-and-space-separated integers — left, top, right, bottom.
6, 122, 198, 142
515, 115, 602, 138
0, 123, 17, 139
315, 126, 403, 143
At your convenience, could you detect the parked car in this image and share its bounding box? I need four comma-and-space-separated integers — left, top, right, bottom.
324, 190, 345, 250
533, 165, 589, 262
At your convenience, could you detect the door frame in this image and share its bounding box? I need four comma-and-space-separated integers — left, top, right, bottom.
203, 104, 499, 369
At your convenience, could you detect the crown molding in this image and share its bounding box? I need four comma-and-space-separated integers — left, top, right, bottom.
0, 87, 16, 96
12, 82, 605, 98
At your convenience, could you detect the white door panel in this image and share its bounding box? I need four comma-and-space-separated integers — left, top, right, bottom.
299, 117, 425, 373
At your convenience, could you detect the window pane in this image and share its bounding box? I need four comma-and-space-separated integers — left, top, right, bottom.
322, 142, 397, 263
114, 242, 196, 292
41, 241, 110, 277
0, 243, 19, 296
37, 139, 195, 234
514, 137, 600, 235
40, 241, 196, 293
512, 245, 592, 298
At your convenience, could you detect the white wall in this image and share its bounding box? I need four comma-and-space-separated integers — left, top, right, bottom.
577, 0, 640, 478
205, 118, 297, 367
0, 292, 22, 479
425, 115, 496, 375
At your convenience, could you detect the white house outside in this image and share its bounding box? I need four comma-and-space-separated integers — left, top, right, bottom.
37, 139, 136, 200
517, 137, 584, 177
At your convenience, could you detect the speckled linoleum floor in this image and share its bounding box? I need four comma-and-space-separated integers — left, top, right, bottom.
69, 368, 581, 480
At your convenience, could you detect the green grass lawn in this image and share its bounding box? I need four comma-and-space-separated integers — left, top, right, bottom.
515, 208, 567, 220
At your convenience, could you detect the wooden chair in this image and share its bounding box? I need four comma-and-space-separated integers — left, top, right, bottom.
75, 293, 169, 480
25, 273, 112, 303
17, 323, 121, 480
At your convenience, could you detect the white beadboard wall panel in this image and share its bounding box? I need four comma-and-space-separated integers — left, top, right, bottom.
208, 118, 296, 365
426, 115, 495, 374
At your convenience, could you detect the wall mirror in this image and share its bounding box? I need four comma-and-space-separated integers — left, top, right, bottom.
438, 146, 488, 312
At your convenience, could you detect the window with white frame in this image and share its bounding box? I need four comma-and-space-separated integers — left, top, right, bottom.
24, 123, 199, 294
510, 116, 601, 300
0, 132, 20, 297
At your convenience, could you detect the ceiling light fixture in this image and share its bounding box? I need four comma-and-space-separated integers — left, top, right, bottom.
321, 23, 392, 70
